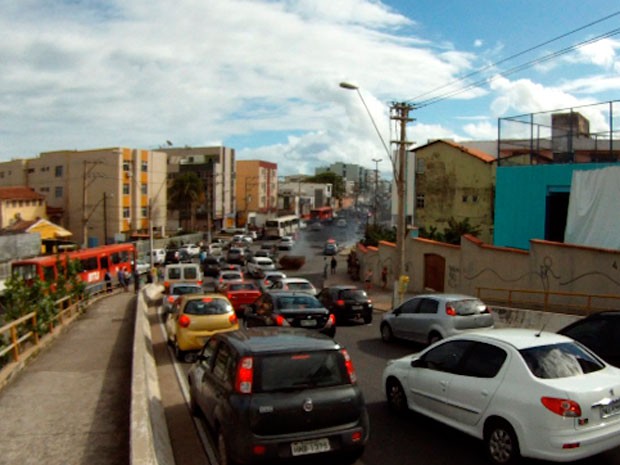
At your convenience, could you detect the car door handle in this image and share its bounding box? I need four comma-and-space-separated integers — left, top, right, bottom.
439, 381, 448, 389
481, 390, 489, 397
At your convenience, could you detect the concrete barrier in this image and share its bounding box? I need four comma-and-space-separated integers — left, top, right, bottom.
130, 284, 176, 465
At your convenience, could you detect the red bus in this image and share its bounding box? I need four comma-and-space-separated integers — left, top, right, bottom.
310, 206, 334, 223
11, 243, 136, 286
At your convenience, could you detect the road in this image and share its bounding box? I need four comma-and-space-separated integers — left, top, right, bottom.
156, 225, 620, 465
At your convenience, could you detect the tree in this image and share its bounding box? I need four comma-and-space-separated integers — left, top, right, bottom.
305, 172, 346, 201
168, 172, 203, 232
442, 217, 480, 245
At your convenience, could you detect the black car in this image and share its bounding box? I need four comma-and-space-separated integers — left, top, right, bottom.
245, 291, 336, 338
202, 255, 224, 278
164, 249, 180, 265
187, 328, 369, 465
317, 285, 373, 324
558, 310, 620, 367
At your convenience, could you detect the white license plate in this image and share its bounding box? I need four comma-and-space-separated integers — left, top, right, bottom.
352, 305, 362, 310
291, 438, 330, 456
600, 398, 620, 418
300, 319, 317, 327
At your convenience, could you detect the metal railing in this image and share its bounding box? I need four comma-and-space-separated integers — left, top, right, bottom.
476, 287, 620, 315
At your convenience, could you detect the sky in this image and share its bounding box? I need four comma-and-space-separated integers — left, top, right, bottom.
1, 0, 619, 178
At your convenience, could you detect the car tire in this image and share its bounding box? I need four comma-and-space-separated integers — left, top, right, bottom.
428, 332, 442, 345
363, 313, 373, 324
174, 343, 186, 362
380, 323, 394, 342
385, 378, 407, 413
484, 419, 520, 465
217, 430, 238, 465
189, 388, 200, 416
340, 447, 365, 465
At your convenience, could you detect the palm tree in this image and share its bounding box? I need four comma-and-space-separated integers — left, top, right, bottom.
168, 172, 203, 232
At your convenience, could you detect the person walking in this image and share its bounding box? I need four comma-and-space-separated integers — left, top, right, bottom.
381, 266, 388, 289
104, 269, 112, 293
330, 256, 337, 275
365, 268, 373, 292
117, 267, 125, 291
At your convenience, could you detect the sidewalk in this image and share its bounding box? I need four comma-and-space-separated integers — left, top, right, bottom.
0, 292, 136, 465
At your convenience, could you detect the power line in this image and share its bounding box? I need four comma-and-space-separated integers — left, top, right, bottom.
406, 10, 620, 108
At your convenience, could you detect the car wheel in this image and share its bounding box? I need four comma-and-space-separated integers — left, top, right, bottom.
385, 378, 408, 413
174, 343, 186, 362
380, 323, 393, 342
340, 447, 365, 465
363, 313, 373, 324
485, 419, 520, 465
217, 430, 238, 465
189, 388, 200, 416
428, 332, 442, 345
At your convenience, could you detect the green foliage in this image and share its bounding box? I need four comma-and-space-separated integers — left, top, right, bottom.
419, 217, 480, 245
361, 223, 396, 247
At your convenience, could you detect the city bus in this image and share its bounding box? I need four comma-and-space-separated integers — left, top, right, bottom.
310, 206, 334, 223
11, 243, 136, 286
264, 215, 300, 239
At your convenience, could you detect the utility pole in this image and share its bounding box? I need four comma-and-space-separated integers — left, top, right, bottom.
391, 102, 414, 306
82, 160, 103, 248
372, 157, 382, 225
103, 193, 108, 245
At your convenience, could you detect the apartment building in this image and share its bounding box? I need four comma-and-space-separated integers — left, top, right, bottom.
235, 160, 278, 227
0, 147, 168, 247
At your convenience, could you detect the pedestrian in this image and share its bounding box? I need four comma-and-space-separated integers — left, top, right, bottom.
365, 269, 373, 292
381, 266, 388, 289
117, 267, 125, 290
330, 256, 337, 275
104, 269, 112, 293
122, 267, 130, 291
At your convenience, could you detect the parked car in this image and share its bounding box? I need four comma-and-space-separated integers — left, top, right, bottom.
219, 281, 262, 317
382, 328, 620, 464
558, 310, 620, 367
245, 291, 336, 337
165, 294, 238, 361
188, 328, 369, 465
269, 277, 318, 296
163, 283, 204, 314
317, 285, 373, 324
380, 293, 494, 345
258, 270, 287, 292
215, 269, 244, 291
246, 256, 276, 278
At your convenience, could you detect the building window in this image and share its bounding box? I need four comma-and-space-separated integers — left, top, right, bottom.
123, 207, 130, 219
55, 186, 63, 198
123, 162, 130, 172
141, 183, 147, 195
141, 207, 148, 218
462, 195, 468, 203
141, 161, 148, 172
123, 183, 130, 195
40, 187, 50, 193
472, 195, 478, 203
416, 194, 425, 209
0, 172, 3, 178
55, 166, 63, 177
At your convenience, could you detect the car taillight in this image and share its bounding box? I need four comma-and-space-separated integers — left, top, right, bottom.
482, 305, 492, 314
340, 349, 357, 384
197, 280, 203, 286
274, 314, 286, 326
167, 296, 176, 303
327, 313, 336, 327
336, 299, 345, 306
445, 305, 457, 316
178, 314, 191, 328
227, 293, 233, 300
235, 356, 253, 394
541, 397, 581, 417
229, 313, 238, 325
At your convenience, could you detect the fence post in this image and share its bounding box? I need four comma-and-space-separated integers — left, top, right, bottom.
10, 326, 19, 362
32, 313, 39, 345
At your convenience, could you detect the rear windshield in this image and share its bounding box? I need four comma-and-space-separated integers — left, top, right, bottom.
452, 299, 488, 315
289, 282, 314, 291
341, 289, 367, 300
257, 351, 348, 392
229, 283, 258, 291
183, 267, 199, 279
520, 342, 605, 379
172, 285, 202, 295
222, 272, 242, 280
184, 298, 231, 315
276, 295, 321, 309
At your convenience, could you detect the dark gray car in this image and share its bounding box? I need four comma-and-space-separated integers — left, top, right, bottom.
187, 328, 369, 465
380, 293, 494, 345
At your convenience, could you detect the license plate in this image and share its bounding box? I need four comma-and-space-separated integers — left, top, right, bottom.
352, 305, 362, 310
300, 319, 316, 327
600, 398, 620, 418
291, 438, 330, 456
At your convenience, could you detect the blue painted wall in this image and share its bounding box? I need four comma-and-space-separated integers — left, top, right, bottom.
494, 163, 616, 249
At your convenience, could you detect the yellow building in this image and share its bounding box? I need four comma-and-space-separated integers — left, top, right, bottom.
0, 186, 46, 229
412, 140, 496, 243
0, 148, 168, 247
236, 160, 278, 226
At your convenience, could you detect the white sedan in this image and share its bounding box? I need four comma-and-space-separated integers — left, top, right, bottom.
382, 328, 620, 464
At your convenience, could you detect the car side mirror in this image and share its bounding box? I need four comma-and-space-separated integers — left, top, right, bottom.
411, 358, 426, 368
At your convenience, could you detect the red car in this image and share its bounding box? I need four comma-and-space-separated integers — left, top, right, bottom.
220, 281, 262, 317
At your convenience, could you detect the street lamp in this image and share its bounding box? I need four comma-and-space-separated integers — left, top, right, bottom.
371, 158, 382, 225
340, 82, 414, 306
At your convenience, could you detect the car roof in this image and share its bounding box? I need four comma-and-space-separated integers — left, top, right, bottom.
219, 328, 340, 354
325, 285, 357, 291
408, 293, 480, 301
281, 278, 312, 283
453, 328, 573, 350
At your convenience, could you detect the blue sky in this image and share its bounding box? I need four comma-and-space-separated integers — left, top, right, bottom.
1, 0, 618, 177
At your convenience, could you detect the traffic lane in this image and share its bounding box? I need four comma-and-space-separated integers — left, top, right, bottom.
335, 321, 620, 465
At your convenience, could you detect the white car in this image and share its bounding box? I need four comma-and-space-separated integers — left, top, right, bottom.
245, 257, 276, 277
382, 328, 620, 464
180, 243, 200, 257
149, 248, 166, 265
269, 277, 317, 296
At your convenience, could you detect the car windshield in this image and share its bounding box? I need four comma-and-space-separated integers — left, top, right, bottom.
452, 299, 488, 315
184, 298, 231, 315
519, 342, 605, 378
257, 351, 347, 392
276, 295, 321, 309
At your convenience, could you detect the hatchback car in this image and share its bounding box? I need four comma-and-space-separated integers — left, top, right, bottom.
323, 240, 338, 256
215, 269, 244, 291
380, 293, 494, 345
317, 285, 373, 324
258, 270, 287, 292
165, 294, 238, 361
269, 277, 318, 296
246, 256, 276, 278
558, 310, 620, 367
220, 281, 262, 317
226, 246, 247, 265
382, 328, 620, 464
245, 291, 336, 337
188, 328, 369, 465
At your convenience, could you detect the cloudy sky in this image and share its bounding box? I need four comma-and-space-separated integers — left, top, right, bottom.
1, 0, 619, 177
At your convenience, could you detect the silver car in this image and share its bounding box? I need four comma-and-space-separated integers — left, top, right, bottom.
380, 293, 494, 345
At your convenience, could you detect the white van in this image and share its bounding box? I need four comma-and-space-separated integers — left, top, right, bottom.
149, 248, 166, 265
163, 263, 203, 291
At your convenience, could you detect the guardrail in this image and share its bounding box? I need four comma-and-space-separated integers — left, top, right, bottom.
476, 287, 620, 315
